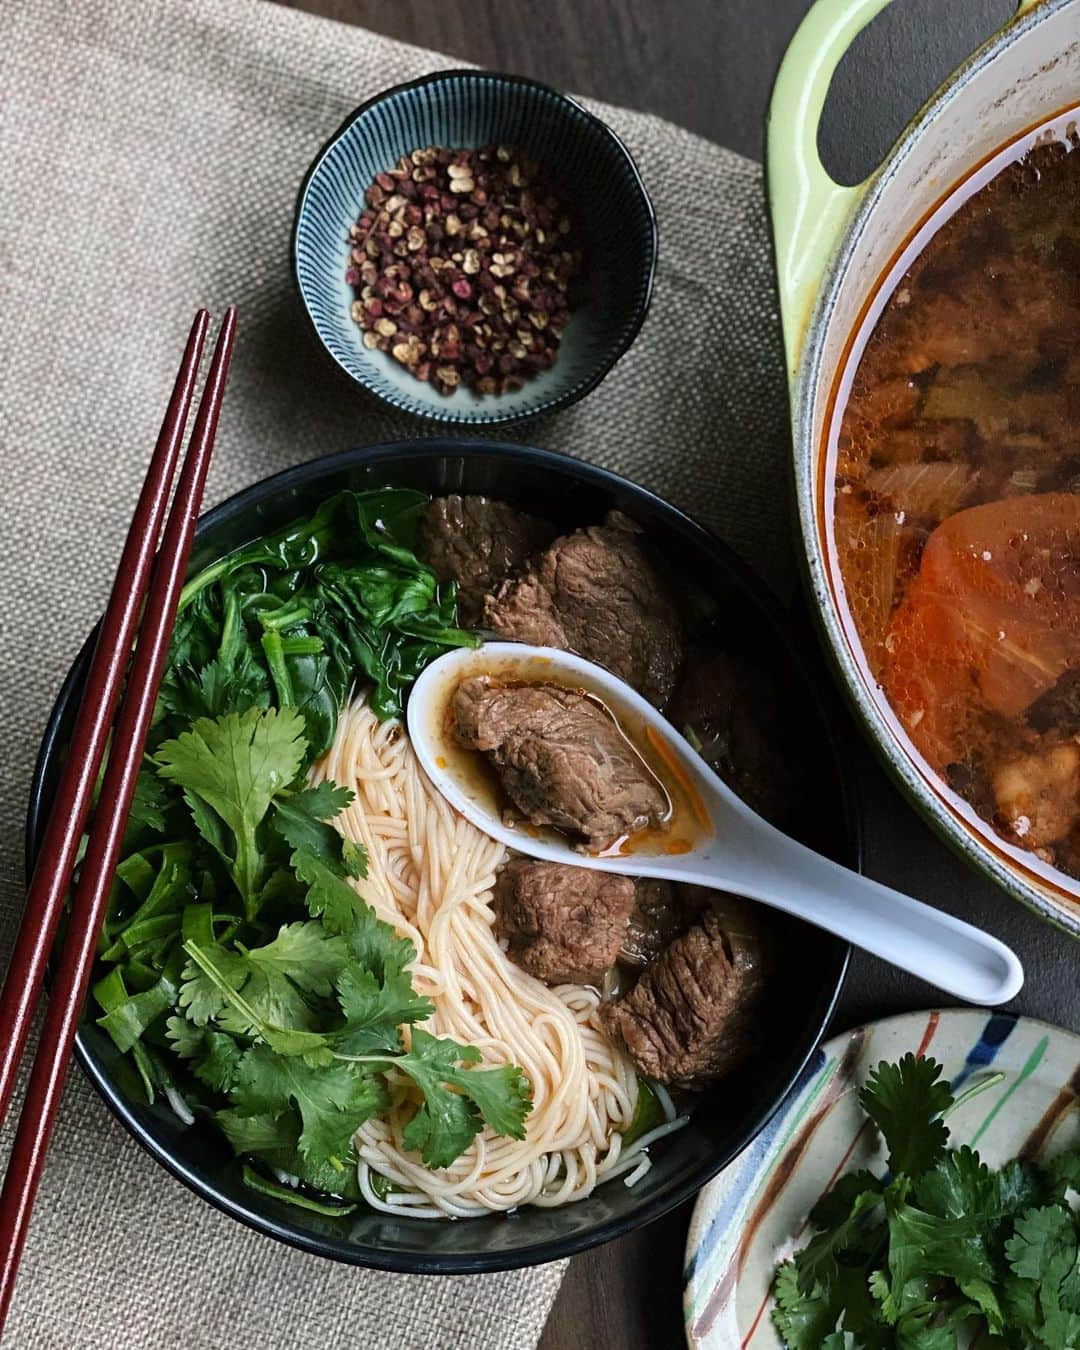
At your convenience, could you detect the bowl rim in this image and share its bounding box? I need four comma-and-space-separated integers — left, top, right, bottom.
26, 439, 854, 1274
290, 69, 659, 426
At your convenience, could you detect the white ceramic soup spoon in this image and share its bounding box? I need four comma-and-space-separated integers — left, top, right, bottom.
407, 643, 1024, 1006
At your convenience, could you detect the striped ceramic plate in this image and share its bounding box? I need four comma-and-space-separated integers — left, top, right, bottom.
683, 1008, 1080, 1348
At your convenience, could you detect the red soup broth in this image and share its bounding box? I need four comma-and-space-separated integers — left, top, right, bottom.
823, 115, 1080, 884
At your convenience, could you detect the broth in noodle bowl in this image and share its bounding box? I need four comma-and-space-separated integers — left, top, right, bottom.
313, 695, 675, 1217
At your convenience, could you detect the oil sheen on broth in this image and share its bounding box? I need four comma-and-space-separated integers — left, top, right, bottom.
833, 128, 1080, 880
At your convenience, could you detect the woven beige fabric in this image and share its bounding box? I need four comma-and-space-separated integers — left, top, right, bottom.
0, 0, 789, 1345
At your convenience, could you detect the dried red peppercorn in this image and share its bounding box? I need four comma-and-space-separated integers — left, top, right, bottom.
346, 145, 582, 397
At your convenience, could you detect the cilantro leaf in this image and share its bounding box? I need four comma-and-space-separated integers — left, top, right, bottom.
1045, 1150, 1080, 1204
914, 1144, 995, 1221
772, 1261, 842, 1349
160, 646, 272, 724
271, 784, 366, 881
795, 1185, 885, 1297
218, 1108, 295, 1157
444, 1053, 534, 1142
1005, 1205, 1076, 1282
957, 1276, 1005, 1335
401, 1072, 480, 1171
342, 840, 368, 878
346, 898, 419, 981
884, 1196, 995, 1318
165, 1014, 204, 1059
179, 923, 346, 1034
1002, 1269, 1042, 1335
1005, 1205, 1080, 1348
217, 1108, 308, 1178
893, 1310, 961, 1349
388, 1028, 531, 1169
183, 790, 233, 870
994, 1156, 1050, 1223
193, 1030, 243, 1092
810, 1169, 885, 1229
859, 1054, 952, 1177
292, 846, 369, 935
332, 963, 431, 1056
128, 768, 170, 835
156, 707, 307, 914
295, 780, 355, 818
230, 1043, 386, 1182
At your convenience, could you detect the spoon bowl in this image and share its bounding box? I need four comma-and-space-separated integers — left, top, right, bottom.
408, 642, 1025, 1006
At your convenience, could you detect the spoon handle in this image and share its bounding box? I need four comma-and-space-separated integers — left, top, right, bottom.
704, 824, 1023, 1005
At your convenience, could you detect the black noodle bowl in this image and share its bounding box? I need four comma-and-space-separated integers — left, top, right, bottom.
26, 441, 854, 1273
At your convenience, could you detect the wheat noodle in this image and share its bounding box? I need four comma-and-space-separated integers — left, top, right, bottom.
311, 695, 661, 1218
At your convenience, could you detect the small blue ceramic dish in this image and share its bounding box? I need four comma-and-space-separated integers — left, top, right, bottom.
292, 70, 657, 424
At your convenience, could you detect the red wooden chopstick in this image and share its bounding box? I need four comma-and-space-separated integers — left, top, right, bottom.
0, 308, 237, 1331
0, 309, 209, 1127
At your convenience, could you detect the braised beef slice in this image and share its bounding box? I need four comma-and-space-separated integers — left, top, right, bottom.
453, 677, 668, 849
421, 495, 550, 625
494, 858, 636, 985
483, 513, 683, 706
600, 896, 767, 1088
620, 878, 687, 969
1027, 668, 1080, 736
667, 646, 798, 827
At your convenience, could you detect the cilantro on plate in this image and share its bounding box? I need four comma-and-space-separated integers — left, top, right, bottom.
772, 1053, 1080, 1349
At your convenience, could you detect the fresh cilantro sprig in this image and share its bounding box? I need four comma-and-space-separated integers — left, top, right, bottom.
181, 928, 530, 1175
93, 700, 533, 1211
772, 1054, 1080, 1349
155, 706, 307, 916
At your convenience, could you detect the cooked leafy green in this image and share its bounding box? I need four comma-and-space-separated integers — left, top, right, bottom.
239, 1164, 358, 1216
91, 490, 530, 1214
772, 1054, 1080, 1349
160, 488, 478, 756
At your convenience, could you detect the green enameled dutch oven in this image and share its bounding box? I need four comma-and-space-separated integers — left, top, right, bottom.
768, 0, 1080, 935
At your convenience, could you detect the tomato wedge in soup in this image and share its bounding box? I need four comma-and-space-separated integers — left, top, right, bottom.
880, 493, 1080, 772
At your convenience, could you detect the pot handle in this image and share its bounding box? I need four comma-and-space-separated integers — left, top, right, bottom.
768, 0, 1043, 386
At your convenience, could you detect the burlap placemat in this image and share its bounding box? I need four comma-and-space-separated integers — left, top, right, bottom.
0, 0, 790, 1345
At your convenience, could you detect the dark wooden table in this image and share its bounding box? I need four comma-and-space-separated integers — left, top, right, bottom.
275, 2, 1076, 1345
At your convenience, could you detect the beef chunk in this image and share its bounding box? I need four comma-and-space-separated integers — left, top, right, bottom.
1027, 668, 1080, 736
600, 897, 767, 1088
620, 878, 686, 969
667, 646, 797, 827
483, 513, 682, 706
494, 858, 636, 985
453, 677, 668, 849
421, 495, 549, 625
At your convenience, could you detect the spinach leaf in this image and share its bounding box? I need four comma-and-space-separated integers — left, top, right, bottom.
163, 489, 477, 747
